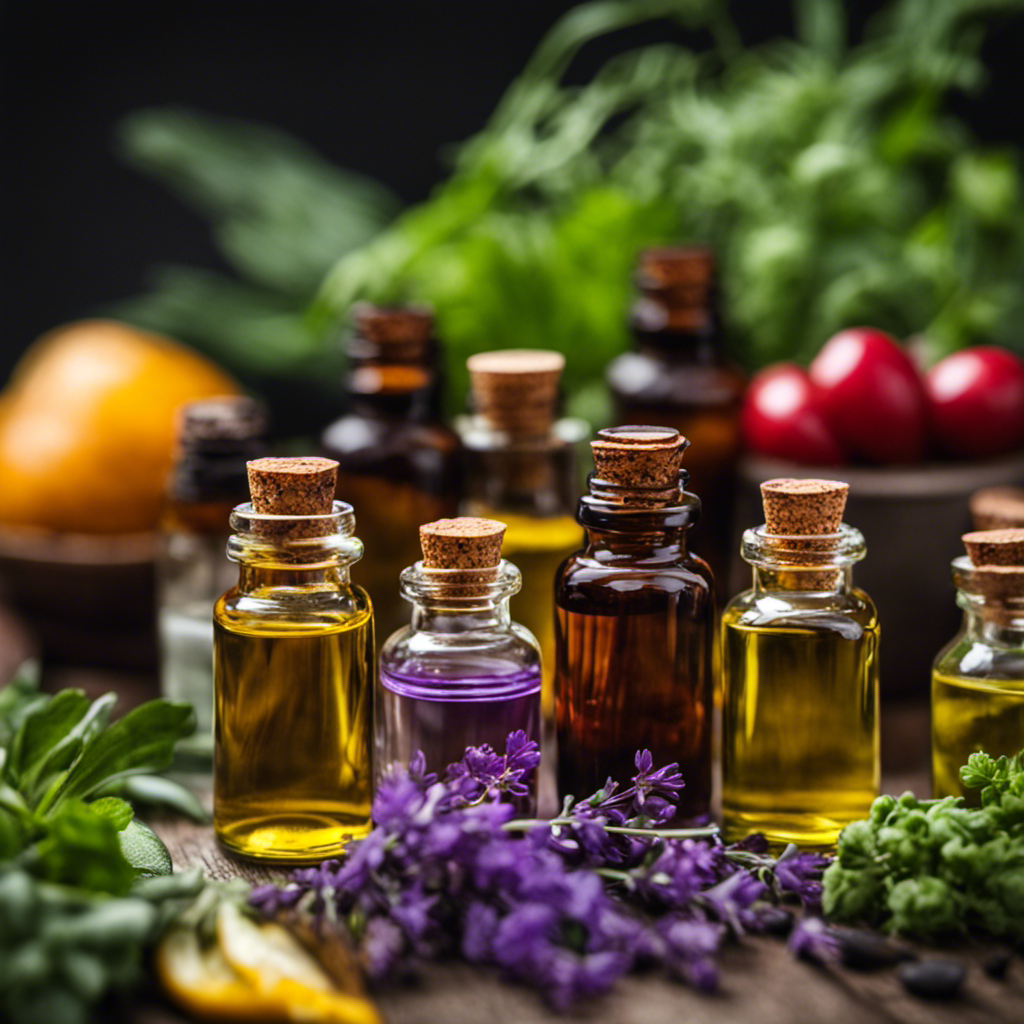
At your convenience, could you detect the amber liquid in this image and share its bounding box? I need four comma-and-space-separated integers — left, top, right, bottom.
555, 561, 714, 824
335, 471, 457, 647
213, 596, 374, 863
932, 668, 1024, 802
721, 601, 880, 848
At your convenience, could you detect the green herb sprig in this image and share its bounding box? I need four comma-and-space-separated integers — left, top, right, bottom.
824, 749, 1024, 941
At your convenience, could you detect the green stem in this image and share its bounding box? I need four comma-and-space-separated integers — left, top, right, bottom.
503, 818, 719, 840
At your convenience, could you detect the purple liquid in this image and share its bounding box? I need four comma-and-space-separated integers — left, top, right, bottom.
378, 659, 541, 813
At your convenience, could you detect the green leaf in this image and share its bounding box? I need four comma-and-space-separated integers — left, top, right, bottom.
795, 0, 847, 62
88, 797, 134, 831
96, 774, 207, 824
48, 700, 196, 812
10, 690, 90, 783
117, 819, 172, 879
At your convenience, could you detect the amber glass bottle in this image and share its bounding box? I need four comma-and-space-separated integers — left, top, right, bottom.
214, 458, 374, 864
158, 396, 265, 766
555, 426, 714, 824
607, 248, 744, 593
321, 305, 461, 647
458, 350, 587, 731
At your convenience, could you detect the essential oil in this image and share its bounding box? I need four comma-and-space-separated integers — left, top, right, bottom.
321, 305, 461, 647
555, 426, 714, 825
932, 528, 1024, 802
213, 457, 374, 863
158, 395, 265, 765
377, 517, 542, 811
607, 248, 744, 593
721, 478, 880, 848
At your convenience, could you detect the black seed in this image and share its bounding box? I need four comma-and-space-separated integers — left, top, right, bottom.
898, 959, 966, 999
837, 929, 916, 970
759, 906, 794, 936
983, 951, 1012, 980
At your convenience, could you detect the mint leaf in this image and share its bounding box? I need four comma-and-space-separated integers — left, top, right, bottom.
97, 774, 206, 824
88, 797, 134, 831
9, 690, 90, 782
48, 700, 196, 812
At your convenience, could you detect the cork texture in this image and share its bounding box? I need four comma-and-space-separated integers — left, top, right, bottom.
963, 528, 1024, 567
179, 395, 266, 444
971, 565, 1024, 603
352, 303, 433, 347
247, 457, 338, 516
467, 349, 564, 436
970, 486, 1024, 531
420, 517, 506, 569
636, 246, 715, 291
590, 425, 687, 497
761, 478, 848, 536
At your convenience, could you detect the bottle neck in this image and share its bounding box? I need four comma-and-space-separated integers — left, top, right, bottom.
751, 564, 854, 598
740, 524, 865, 596
346, 336, 444, 421
577, 491, 698, 556
410, 597, 512, 634
237, 563, 349, 592
400, 561, 521, 634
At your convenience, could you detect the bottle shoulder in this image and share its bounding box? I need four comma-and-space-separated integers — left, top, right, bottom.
722, 586, 878, 632
380, 623, 541, 671
215, 580, 373, 635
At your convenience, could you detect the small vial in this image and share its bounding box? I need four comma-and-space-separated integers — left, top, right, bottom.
157, 396, 265, 766
214, 457, 374, 863
932, 529, 1024, 802
721, 479, 880, 848
378, 517, 541, 812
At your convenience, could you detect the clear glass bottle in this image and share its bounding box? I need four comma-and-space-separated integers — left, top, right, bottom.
932, 553, 1024, 803
214, 463, 374, 864
458, 350, 587, 734
378, 543, 541, 813
157, 396, 265, 767
721, 482, 880, 849
607, 248, 744, 595
555, 426, 714, 825
321, 304, 461, 648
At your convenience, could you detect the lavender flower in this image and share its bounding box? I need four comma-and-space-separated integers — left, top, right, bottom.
788, 916, 841, 963
250, 734, 834, 1009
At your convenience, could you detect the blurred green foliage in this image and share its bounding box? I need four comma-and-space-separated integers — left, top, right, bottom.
117, 0, 1024, 420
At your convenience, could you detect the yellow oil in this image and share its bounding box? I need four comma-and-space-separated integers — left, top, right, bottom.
721, 598, 879, 848
213, 599, 374, 863
478, 511, 581, 719
932, 671, 1024, 801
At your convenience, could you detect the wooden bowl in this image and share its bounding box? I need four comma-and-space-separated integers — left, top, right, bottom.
0, 525, 159, 673
734, 451, 1024, 701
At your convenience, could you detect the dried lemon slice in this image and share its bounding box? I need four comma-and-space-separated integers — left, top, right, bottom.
216, 903, 382, 1024
156, 926, 284, 1021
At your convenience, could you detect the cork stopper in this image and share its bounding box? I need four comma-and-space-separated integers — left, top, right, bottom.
970, 487, 1024, 531
247, 457, 338, 516
636, 246, 715, 293
467, 349, 565, 437
963, 529, 1024, 567
179, 395, 266, 445
352, 303, 433, 348
761, 478, 848, 536
419, 517, 506, 569
590, 426, 687, 504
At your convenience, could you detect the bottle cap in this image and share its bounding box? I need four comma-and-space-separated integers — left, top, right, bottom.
636, 246, 715, 292
590, 425, 687, 500
178, 395, 266, 445
963, 528, 1024, 567
419, 516, 506, 569
247, 457, 338, 516
969, 486, 1024, 531
760, 478, 848, 536
352, 303, 433, 347
467, 349, 565, 437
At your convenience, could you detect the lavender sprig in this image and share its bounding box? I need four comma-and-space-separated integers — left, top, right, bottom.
251, 733, 832, 1008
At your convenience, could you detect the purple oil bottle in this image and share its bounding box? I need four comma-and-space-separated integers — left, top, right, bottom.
377, 517, 541, 812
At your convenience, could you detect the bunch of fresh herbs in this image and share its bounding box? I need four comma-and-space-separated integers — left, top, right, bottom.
252, 733, 831, 1008
0, 664, 205, 1024
824, 750, 1024, 941
116, 0, 1024, 426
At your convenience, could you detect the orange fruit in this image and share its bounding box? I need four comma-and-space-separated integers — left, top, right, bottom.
0, 320, 238, 533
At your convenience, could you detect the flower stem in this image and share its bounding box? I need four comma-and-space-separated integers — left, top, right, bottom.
503, 819, 719, 840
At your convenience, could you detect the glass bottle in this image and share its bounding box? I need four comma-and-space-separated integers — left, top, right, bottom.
932, 530, 1024, 803
214, 458, 374, 863
157, 395, 265, 767
321, 304, 461, 648
458, 350, 587, 735
555, 426, 714, 825
377, 517, 541, 811
606, 247, 744, 594
721, 478, 880, 849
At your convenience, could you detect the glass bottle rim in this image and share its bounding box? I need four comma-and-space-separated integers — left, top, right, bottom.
741, 522, 865, 569
951, 554, 1024, 612
226, 500, 363, 567
399, 558, 522, 606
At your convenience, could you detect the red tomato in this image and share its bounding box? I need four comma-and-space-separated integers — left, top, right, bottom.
809, 327, 928, 463
742, 363, 844, 465
925, 347, 1024, 459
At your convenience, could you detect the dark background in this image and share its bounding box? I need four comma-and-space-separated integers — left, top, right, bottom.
3, 0, 1024, 384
